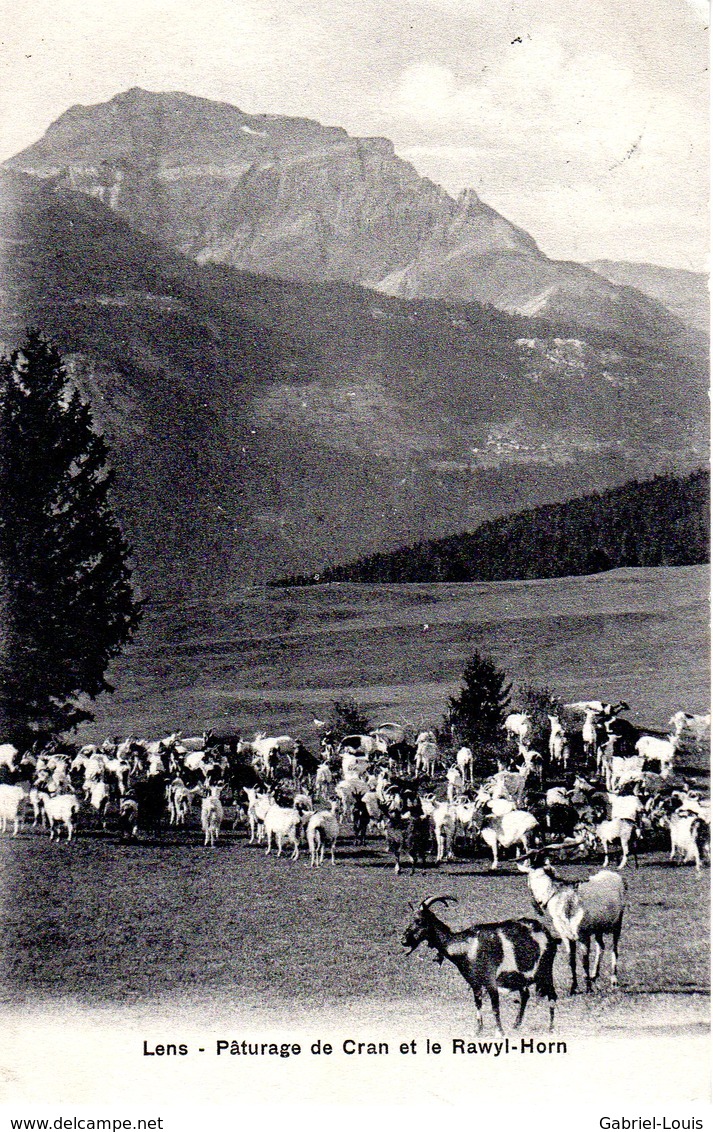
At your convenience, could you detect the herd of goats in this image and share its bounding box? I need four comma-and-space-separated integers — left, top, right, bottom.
0, 697, 709, 1032
0, 699, 708, 875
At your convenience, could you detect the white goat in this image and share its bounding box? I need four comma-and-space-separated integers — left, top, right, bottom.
503, 713, 532, 745
415, 740, 438, 777
0, 745, 19, 773
264, 803, 305, 860
582, 708, 598, 762
201, 786, 224, 847
422, 800, 457, 864
314, 761, 333, 797
455, 745, 473, 784
0, 784, 27, 835
306, 802, 339, 866
243, 787, 272, 844
635, 733, 679, 776
479, 807, 539, 870
668, 810, 709, 872
519, 856, 627, 993
41, 792, 79, 842
446, 764, 464, 802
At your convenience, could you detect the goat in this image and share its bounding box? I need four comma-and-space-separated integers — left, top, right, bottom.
668, 809, 709, 872
455, 746, 474, 785
0, 784, 28, 835
547, 716, 568, 770
118, 797, 139, 840
243, 787, 272, 843
381, 792, 430, 874
446, 764, 464, 802
414, 740, 438, 777
314, 761, 333, 798
582, 709, 598, 764
503, 713, 532, 746
476, 804, 539, 870
401, 895, 558, 1034
635, 733, 679, 777
421, 799, 457, 863
201, 786, 224, 846
668, 711, 711, 743
40, 792, 79, 842
306, 802, 339, 866
263, 802, 307, 860
519, 852, 626, 994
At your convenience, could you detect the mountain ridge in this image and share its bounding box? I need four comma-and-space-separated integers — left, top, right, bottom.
5, 87, 698, 340
1, 168, 706, 598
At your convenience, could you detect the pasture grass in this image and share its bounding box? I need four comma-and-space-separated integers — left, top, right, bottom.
80, 566, 710, 744
0, 824, 708, 1017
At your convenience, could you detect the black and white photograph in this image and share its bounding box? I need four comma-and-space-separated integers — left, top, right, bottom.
0, 0, 709, 1119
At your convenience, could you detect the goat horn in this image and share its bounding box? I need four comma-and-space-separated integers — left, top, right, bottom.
421, 894, 458, 910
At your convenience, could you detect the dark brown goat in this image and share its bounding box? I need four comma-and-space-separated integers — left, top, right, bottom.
401, 895, 558, 1033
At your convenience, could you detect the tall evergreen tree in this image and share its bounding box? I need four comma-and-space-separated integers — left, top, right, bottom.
446, 650, 511, 748
0, 331, 142, 741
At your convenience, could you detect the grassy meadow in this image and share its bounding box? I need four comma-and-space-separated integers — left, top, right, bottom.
80, 564, 710, 744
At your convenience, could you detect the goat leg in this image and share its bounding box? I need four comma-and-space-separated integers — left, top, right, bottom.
486, 985, 504, 1036
514, 986, 529, 1029
610, 923, 622, 988
568, 940, 578, 995
472, 988, 484, 1031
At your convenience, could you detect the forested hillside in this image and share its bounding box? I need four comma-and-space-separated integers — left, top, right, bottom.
277, 470, 709, 585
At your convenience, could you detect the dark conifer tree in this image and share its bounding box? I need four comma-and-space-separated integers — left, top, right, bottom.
0, 331, 142, 741
446, 650, 511, 747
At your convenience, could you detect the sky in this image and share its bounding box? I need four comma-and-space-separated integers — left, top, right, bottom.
0, 0, 708, 270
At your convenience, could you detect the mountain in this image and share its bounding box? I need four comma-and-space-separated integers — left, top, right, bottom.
276, 471, 710, 585
5, 87, 698, 343
0, 169, 707, 600
588, 260, 709, 335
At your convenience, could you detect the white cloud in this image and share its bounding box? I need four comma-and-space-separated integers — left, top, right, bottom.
390, 31, 707, 267
0, 0, 706, 267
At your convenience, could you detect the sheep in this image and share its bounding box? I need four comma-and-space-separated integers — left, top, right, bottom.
306, 802, 339, 866
200, 786, 224, 847
0, 784, 28, 835
40, 792, 79, 842
401, 895, 558, 1034
518, 853, 626, 994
